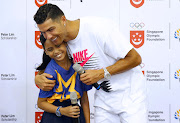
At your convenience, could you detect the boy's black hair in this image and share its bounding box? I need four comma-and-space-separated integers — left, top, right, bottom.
34, 3, 64, 24
36, 34, 51, 70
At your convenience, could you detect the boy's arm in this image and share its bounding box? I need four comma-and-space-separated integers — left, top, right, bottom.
80, 92, 90, 123
37, 97, 57, 113
37, 98, 80, 118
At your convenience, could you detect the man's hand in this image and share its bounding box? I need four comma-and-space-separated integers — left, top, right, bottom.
35, 73, 56, 91
80, 69, 103, 85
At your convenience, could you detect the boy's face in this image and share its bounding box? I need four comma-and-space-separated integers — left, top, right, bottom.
37, 17, 67, 46
44, 40, 67, 62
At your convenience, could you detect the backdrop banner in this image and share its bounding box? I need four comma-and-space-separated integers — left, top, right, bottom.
0, 0, 180, 123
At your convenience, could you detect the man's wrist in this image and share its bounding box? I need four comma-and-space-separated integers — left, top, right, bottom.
97, 69, 104, 80
37, 70, 45, 75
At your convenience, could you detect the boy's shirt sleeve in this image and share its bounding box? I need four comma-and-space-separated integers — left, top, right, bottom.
76, 73, 92, 92
82, 83, 92, 92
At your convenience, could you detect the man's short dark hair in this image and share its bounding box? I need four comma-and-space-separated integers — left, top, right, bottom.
34, 3, 64, 24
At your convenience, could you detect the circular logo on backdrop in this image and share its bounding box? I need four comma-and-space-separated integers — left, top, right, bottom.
35, 0, 47, 8
130, 0, 144, 8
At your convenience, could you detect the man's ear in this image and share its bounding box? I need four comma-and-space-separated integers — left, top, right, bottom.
61, 15, 66, 25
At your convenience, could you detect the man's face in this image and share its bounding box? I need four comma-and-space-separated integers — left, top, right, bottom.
37, 18, 67, 45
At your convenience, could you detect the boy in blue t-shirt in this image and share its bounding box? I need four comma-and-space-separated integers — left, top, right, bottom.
36, 34, 92, 123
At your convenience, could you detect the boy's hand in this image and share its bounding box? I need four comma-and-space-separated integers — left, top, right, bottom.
60, 106, 80, 118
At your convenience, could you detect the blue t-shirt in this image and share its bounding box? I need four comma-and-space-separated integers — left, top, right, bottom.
39, 59, 92, 103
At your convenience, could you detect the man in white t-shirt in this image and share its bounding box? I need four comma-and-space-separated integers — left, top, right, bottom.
34, 3, 147, 123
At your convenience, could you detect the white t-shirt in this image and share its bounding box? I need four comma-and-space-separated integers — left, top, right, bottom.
67, 17, 146, 113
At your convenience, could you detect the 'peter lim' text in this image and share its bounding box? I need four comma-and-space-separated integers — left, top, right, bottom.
1, 74, 17, 80
1, 33, 17, 40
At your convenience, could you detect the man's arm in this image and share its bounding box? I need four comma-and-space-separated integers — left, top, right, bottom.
80, 48, 142, 85
35, 71, 56, 91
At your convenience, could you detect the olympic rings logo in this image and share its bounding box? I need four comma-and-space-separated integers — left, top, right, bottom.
140, 63, 145, 69
130, 22, 145, 29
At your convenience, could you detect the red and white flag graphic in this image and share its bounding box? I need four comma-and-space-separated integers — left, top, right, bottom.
130, 0, 144, 8
130, 30, 144, 48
